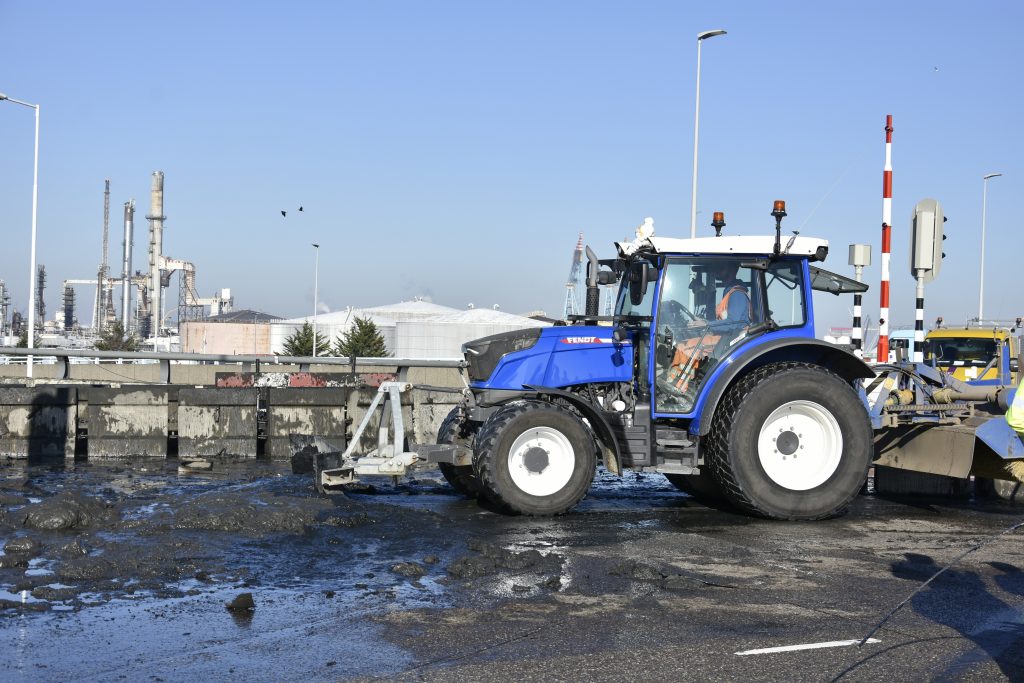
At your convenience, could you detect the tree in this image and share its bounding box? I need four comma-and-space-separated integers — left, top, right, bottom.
282, 322, 333, 357
94, 321, 140, 352
334, 316, 389, 358
16, 328, 28, 348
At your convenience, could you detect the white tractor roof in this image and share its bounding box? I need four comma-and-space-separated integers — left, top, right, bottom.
616, 234, 829, 259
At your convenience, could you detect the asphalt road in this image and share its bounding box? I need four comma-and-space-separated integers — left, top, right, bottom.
1, 460, 1022, 682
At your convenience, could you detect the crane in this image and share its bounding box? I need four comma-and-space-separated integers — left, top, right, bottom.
563, 232, 584, 320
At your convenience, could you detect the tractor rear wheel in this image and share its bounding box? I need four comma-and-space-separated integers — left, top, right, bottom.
437, 407, 481, 498
706, 363, 872, 520
473, 400, 596, 515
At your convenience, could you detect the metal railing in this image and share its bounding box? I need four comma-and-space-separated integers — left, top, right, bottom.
0, 346, 465, 384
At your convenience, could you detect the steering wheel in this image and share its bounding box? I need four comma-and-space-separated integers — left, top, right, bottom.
663, 299, 697, 328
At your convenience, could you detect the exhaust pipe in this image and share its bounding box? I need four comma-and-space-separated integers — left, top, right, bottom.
584, 246, 600, 321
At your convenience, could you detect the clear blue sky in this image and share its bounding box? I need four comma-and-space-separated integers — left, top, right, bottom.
1, 1, 1021, 332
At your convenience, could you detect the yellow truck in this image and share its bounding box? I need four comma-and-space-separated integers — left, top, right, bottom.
923, 326, 1021, 386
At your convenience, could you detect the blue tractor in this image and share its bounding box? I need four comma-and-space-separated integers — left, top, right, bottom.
313, 201, 1024, 518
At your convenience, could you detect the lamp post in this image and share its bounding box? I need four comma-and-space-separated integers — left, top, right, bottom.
978, 172, 1002, 322
0, 92, 40, 378
312, 243, 320, 357
689, 29, 727, 239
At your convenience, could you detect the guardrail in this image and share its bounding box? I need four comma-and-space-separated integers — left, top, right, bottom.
0, 346, 465, 383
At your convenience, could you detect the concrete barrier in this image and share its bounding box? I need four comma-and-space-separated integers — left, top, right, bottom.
0, 372, 463, 460
0, 386, 76, 459
267, 388, 351, 460
86, 387, 171, 458
178, 387, 258, 459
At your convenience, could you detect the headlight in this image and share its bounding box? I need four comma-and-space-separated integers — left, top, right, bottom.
463, 328, 542, 382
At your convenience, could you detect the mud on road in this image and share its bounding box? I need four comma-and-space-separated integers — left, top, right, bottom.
1, 459, 1024, 681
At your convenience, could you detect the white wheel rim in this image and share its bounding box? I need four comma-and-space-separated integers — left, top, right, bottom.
756, 400, 843, 491
507, 426, 575, 497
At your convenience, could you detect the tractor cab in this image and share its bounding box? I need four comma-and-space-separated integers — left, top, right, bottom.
613, 223, 842, 420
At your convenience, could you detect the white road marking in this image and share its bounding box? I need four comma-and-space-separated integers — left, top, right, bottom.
735, 638, 880, 656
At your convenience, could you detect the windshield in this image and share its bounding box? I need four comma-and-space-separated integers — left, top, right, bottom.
615, 268, 655, 318
924, 338, 998, 367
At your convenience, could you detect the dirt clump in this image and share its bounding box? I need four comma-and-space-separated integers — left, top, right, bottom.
56, 538, 207, 589
20, 492, 115, 530
0, 598, 49, 612
319, 509, 374, 529
4, 536, 42, 555
157, 491, 334, 535
0, 492, 26, 507
610, 559, 665, 581
446, 541, 563, 580
226, 592, 255, 611
609, 559, 735, 591
31, 585, 78, 601
0, 553, 30, 569
391, 562, 427, 578
59, 540, 89, 557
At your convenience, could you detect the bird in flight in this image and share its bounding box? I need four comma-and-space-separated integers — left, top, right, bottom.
280, 210, 287, 217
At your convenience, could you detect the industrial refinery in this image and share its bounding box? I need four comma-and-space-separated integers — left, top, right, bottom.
0, 171, 233, 349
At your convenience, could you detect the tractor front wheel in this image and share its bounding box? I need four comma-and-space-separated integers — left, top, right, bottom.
473, 400, 596, 515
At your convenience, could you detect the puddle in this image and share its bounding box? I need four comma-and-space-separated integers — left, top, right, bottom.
123, 502, 168, 520
0, 589, 42, 604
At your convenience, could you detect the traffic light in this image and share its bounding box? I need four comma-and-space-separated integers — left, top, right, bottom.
910, 198, 945, 284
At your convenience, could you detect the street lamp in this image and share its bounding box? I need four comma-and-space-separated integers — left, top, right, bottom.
689, 29, 727, 239
0, 92, 40, 378
978, 172, 1002, 322
312, 243, 320, 357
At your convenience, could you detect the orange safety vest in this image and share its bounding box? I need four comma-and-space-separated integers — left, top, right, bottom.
715, 285, 752, 321
668, 334, 722, 394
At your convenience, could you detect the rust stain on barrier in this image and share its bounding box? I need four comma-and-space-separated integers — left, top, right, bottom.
289, 373, 325, 387
216, 374, 253, 388
359, 373, 396, 388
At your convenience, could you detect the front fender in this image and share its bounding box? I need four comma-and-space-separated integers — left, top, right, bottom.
693, 338, 874, 436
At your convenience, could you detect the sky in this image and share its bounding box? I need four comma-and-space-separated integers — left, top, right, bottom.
0, 1, 1021, 335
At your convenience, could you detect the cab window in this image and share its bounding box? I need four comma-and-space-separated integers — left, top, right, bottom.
763, 260, 805, 328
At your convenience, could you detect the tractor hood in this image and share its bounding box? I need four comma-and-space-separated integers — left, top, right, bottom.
464, 326, 633, 388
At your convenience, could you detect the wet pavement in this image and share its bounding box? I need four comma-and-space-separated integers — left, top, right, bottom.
1, 459, 1023, 681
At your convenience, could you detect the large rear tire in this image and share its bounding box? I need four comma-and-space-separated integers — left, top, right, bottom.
474, 400, 596, 515
437, 407, 481, 498
706, 363, 872, 520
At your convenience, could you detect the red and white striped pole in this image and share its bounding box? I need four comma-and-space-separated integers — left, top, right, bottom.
877, 114, 893, 363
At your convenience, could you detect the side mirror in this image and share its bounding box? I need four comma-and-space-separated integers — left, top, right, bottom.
629, 260, 650, 306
